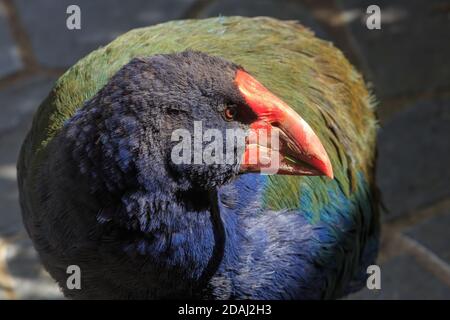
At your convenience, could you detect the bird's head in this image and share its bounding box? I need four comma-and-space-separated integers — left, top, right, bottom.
146, 51, 333, 188
68, 51, 333, 195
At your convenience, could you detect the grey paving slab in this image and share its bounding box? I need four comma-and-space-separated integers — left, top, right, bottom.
0, 75, 56, 133
348, 254, 450, 299
3, 236, 63, 299
0, 74, 63, 299
199, 0, 329, 40
377, 98, 450, 219
0, 115, 32, 237
13, 0, 196, 68
0, 94, 63, 299
405, 209, 450, 265
338, 0, 450, 100
0, 76, 56, 236
0, 4, 22, 77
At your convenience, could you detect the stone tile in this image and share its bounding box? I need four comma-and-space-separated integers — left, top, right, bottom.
377, 98, 450, 219
338, 0, 450, 100
0, 74, 62, 299
13, 0, 196, 68
199, 0, 329, 40
4, 236, 63, 299
0, 4, 22, 77
0, 76, 56, 133
0, 116, 32, 237
0, 76, 56, 236
348, 254, 450, 299
405, 209, 450, 265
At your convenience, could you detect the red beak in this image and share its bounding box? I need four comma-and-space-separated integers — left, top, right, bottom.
235, 70, 333, 179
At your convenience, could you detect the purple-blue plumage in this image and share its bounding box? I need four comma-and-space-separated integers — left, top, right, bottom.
18, 51, 379, 299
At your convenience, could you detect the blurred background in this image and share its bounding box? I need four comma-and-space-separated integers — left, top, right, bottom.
0, 0, 449, 299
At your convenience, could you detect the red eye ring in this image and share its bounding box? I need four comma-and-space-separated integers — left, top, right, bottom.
224, 106, 237, 121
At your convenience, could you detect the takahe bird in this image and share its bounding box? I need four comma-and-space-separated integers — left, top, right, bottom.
18, 17, 379, 299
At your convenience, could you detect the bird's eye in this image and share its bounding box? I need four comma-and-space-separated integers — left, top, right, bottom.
224, 106, 237, 121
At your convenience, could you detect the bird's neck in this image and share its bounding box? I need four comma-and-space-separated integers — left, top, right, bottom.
61, 107, 225, 296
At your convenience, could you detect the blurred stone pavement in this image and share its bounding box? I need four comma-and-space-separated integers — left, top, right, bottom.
0, 0, 449, 299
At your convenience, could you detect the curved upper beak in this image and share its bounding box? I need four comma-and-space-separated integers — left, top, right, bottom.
235, 70, 333, 179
